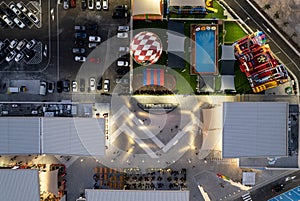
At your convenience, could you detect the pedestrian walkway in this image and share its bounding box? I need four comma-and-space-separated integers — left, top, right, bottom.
242, 192, 252, 201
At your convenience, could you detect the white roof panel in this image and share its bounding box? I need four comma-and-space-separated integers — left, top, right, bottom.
0, 169, 40, 201
133, 0, 162, 16
223, 102, 288, 158
0, 117, 40, 154
42, 118, 105, 156
85, 189, 189, 201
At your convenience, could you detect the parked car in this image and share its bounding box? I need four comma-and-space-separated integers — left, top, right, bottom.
5, 51, 17, 62
15, 52, 24, 62
27, 12, 39, 24
81, 0, 87, 9
26, 39, 37, 49
103, 79, 110, 92
115, 4, 128, 11
72, 48, 85, 54
74, 25, 86, 31
9, 39, 18, 49
13, 17, 25, 28
75, 32, 87, 39
16, 40, 26, 51
70, 0, 76, 8
62, 79, 70, 92
97, 77, 102, 90
88, 43, 98, 48
116, 78, 129, 84
88, 0, 94, 9
75, 39, 85, 46
86, 24, 98, 30
89, 36, 101, 42
63, 0, 69, 9
9, 4, 22, 15
57, 80, 63, 93
80, 78, 85, 92
2, 15, 13, 27
90, 77, 96, 91
112, 11, 127, 19
119, 46, 130, 52
117, 59, 129, 67
118, 25, 129, 32
102, 0, 108, 10
48, 82, 55, 93
16, 2, 27, 12
23, 48, 35, 61
96, 0, 101, 10
39, 81, 47, 95
117, 32, 128, 38
272, 184, 285, 192
75, 56, 86, 62
19, 13, 32, 26
72, 80, 78, 92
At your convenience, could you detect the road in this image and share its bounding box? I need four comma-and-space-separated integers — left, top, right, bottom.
223, 0, 300, 80
234, 170, 300, 201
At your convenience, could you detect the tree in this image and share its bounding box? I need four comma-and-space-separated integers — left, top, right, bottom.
274, 11, 280, 19
283, 22, 289, 26
263, 4, 271, 10
291, 32, 298, 38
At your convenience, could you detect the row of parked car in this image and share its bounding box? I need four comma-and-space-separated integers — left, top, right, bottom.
39, 77, 110, 95
0, 38, 37, 63
80, 0, 108, 10
112, 4, 128, 19
73, 25, 101, 62
0, 2, 39, 29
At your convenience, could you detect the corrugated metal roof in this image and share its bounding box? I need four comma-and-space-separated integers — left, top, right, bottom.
42, 118, 105, 156
85, 189, 189, 201
0, 117, 40, 154
0, 169, 40, 201
223, 102, 288, 158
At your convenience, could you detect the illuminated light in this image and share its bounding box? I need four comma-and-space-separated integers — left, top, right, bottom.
80, 159, 84, 162
141, 159, 144, 163
42, 154, 46, 156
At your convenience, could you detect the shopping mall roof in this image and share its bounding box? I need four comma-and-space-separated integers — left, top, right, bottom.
223, 102, 288, 158
85, 189, 189, 201
0, 169, 40, 201
0, 117, 105, 156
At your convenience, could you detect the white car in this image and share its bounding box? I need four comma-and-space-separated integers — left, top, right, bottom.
96, 0, 101, 10
39, 81, 47, 95
16, 2, 27, 12
16, 40, 26, 51
9, 39, 18, 49
89, 36, 101, 42
119, 46, 130, 52
26, 39, 37, 49
90, 77, 96, 91
118, 26, 129, 32
10, 4, 22, 15
27, 12, 39, 24
117, 60, 129, 67
15, 52, 24, 62
72, 80, 78, 92
75, 56, 86, 62
6, 51, 17, 62
88, 43, 98, 48
63, 0, 69, 9
2, 15, 13, 27
117, 32, 128, 38
103, 79, 110, 92
88, 0, 94, 9
102, 0, 108, 10
13, 18, 25, 29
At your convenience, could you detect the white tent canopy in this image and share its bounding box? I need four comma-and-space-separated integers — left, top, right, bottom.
242, 172, 256, 186
40, 169, 59, 195
220, 75, 236, 91
169, 0, 205, 7
133, 0, 162, 16
221, 45, 236, 60
167, 31, 186, 52
0, 169, 40, 201
85, 189, 189, 201
202, 106, 223, 131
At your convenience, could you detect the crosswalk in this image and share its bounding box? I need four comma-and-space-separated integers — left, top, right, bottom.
242, 192, 252, 201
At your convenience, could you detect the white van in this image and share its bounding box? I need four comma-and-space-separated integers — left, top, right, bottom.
103, 0, 108, 10
39, 81, 47, 95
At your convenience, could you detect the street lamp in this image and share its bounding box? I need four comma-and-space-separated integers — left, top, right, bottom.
244, 17, 250, 23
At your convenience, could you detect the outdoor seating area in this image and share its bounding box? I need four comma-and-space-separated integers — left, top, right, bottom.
93, 167, 124, 189
124, 168, 187, 190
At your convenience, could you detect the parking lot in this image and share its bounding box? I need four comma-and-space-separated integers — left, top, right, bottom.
0, 0, 131, 101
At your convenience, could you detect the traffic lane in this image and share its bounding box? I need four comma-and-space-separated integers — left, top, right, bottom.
224, 0, 300, 78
